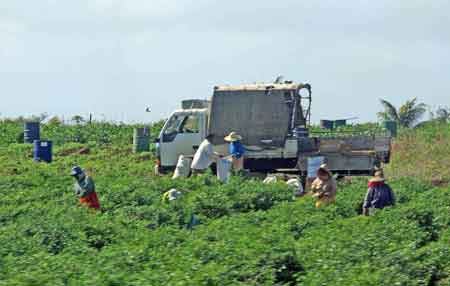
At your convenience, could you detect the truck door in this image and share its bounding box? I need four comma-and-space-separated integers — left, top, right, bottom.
160, 113, 202, 167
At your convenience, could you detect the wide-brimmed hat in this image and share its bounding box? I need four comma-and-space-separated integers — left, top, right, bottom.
224, 132, 243, 142
369, 170, 385, 182
70, 166, 84, 176
317, 164, 332, 177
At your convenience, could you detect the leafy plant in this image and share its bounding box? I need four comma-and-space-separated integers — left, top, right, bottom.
431, 106, 450, 123
0, 119, 449, 285
378, 98, 427, 128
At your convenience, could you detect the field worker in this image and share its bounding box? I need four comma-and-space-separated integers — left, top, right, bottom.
191, 134, 222, 175
310, 164, 337, 208
70, 166, 100, 210
362, 170, 395, 216
224, 132, 246, 171
162, 188, 183, 202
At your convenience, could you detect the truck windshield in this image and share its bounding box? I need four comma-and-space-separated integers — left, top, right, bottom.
180, 115, 199, 133
164, 115, 185, 135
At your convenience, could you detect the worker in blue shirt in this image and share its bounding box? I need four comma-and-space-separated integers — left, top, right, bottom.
224, 132, 246, 171
363, 170, 395, 215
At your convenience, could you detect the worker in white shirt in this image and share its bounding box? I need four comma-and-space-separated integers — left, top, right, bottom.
191, 134, 222, 175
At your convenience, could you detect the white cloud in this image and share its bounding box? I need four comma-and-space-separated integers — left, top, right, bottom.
0, 18, 27, 33
0, 0, 449, 122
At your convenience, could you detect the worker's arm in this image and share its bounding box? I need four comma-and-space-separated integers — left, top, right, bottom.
362, 188, 374, 216
321, 181, 337, 198
205, 144, 222, 161
310, 178, 320, 190
208, 152, 222, 161
388, 185, 396, 206
74, 184, 82, 197
310, 179, 321, 196
362, 208, 370, 216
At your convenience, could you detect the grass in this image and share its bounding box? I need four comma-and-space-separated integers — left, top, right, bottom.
0, 120, 449, 285
386, 122, 450, 185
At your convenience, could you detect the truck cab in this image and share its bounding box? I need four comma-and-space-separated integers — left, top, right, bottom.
155, 109, 208, 172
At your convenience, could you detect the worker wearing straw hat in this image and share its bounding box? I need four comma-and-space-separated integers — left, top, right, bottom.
310, 164, 337, 208
224, 132, 246, 172
362, 170, 395, 216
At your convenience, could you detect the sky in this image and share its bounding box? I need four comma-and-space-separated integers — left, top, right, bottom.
1, 0, 449, 123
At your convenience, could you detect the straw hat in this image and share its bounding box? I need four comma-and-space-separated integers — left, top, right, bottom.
369, 170, 385, 182
224, 132, 243, 142
317, 164, 332, 177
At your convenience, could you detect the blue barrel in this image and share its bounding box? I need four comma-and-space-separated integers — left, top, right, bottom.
383, 121, 398, 137
33, 140, 52, 163
24, 122, 40, 143
320, 120, 334, 130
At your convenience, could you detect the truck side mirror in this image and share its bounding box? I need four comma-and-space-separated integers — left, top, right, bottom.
154, 138, 160, 143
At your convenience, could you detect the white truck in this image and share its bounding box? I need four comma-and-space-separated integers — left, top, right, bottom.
155, 82, 391, 177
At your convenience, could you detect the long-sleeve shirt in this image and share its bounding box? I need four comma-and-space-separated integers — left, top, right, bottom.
74, 176, 95, 198
311, 177, 337, 199
363, 182, 395, 209
191, 139, 218, 170
229, 141, 246, 159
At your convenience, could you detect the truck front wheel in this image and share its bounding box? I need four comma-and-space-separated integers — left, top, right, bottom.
210, 163, 217, 175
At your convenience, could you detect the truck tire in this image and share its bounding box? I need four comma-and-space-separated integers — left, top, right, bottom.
336, 175, 345, 181
155, 165, 175, 175
300, 174, 307, 191
210, 163, 217, 175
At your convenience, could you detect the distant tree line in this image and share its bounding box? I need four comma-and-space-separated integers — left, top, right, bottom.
1, 101, 448, 129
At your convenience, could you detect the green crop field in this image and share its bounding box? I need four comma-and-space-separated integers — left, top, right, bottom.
0, 120, 449, 285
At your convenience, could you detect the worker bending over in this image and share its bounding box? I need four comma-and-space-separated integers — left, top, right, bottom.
191, 134, 222, 174
310, 164, 337, 208
70, 166, 100, 210
362, 170, 395, 216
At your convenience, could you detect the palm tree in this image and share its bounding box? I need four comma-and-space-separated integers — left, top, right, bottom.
71, 115, 85, 124
377, 98, 427, 128
433, 106, 450, 123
